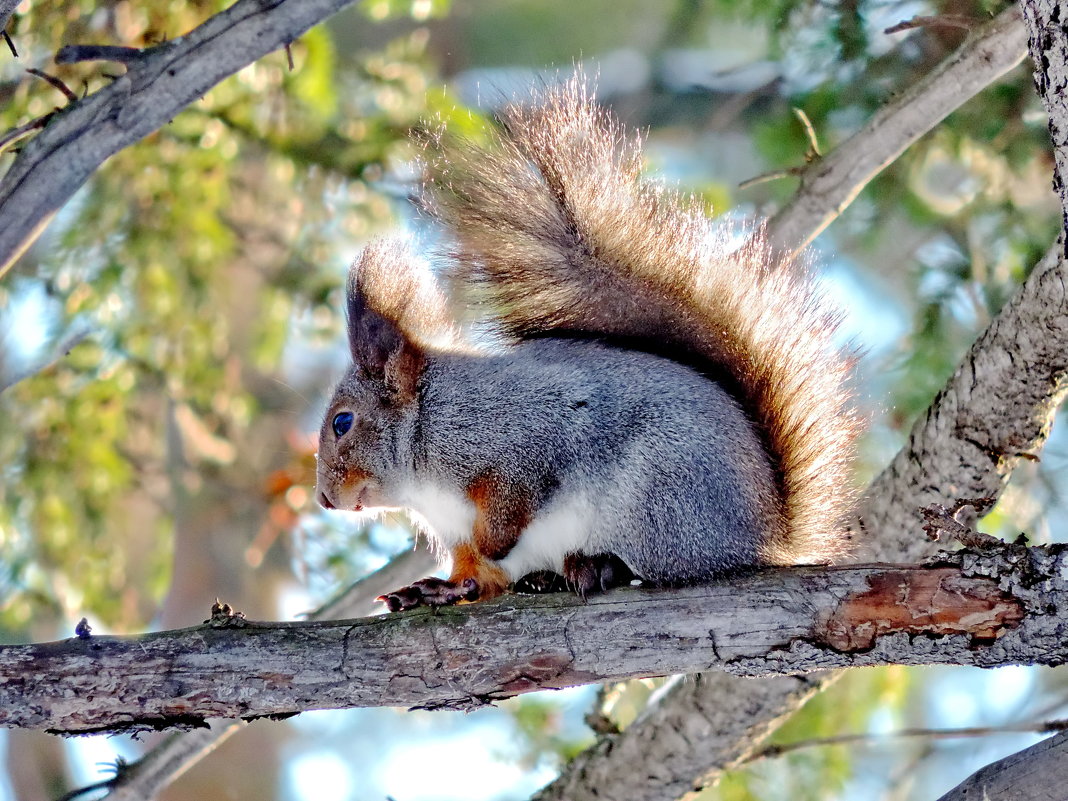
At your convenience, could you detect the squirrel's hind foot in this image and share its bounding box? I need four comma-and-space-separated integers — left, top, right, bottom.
514, 554, 635, 599
562, 552, 634, 600
513, 570, 570, 594
376, 576, 479, 612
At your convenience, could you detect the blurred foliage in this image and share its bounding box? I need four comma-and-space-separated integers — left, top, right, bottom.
1, 0, 1066, 799
500, 693, 595, 772
716, 668, 911, 801
0, 0, 460, 634
745, 1, 1057, 434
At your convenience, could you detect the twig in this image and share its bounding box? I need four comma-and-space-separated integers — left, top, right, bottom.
0, 0, 364, 278
26, 68, 77, 103
740, 110, 821, 189
766, 4, 1027, 258
886, 15, 982, 35
56, 777, 119, 801
920, 497, 1000, 547
56, 758, 128, 801
2, 30, 16, 58
746, 719, 1068, 763
738, 166, 805, 189
0, 112, 55, 155
55, 44, 149, 66
793, 106, 822, 158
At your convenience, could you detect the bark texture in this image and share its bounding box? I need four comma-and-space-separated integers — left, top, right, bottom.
3, 546, 1067, 735
935, 731, 1068, 801
1023, 0, 1068, 247
95, 547, 439, 800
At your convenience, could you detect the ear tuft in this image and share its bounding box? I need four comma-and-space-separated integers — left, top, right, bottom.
345, 239, 458, 395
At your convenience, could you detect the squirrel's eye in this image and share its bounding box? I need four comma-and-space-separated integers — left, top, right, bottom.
332, 412, 354, 438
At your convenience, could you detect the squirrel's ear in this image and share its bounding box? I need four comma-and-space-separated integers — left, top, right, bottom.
346, 242, 427, 399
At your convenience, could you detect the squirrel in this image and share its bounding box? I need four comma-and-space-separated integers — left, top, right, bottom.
315, 80, 861, 612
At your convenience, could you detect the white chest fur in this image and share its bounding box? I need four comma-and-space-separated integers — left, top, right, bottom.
399, 482, 476, 554
496, 493, 597, 579
398, 482, 598, 580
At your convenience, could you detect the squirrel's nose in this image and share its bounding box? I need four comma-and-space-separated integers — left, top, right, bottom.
318, 492, 336, 510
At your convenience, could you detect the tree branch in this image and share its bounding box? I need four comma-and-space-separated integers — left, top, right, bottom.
83, 545, 437, 801
1023, 0, 1068, 242
3, 546, 1067, 735
767, 4, 1028, 258
0, 0, 361, 277
935, 730, 1068, 801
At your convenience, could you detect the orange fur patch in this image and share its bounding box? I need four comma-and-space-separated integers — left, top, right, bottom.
466, 473, 531, 561
449, 542, 510, 601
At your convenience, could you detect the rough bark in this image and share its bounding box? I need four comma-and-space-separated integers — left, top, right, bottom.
1023, 0, 1068, 248
0, 0, 360, 276
89, 546, 439, 800
858, 239, 1068, 564
935, 730, 1068, 801
3, 546, 1067, 735
0, 3, 1056, 799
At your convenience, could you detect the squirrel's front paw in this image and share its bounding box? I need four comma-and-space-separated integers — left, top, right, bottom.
377, 577, 480, 612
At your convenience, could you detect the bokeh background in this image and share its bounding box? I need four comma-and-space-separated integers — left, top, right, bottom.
2, 1, 1067, 799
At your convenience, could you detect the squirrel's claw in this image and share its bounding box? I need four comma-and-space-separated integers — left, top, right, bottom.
513, 570, 570, 594
377, 576, 480, 612
562, 552, 634, 600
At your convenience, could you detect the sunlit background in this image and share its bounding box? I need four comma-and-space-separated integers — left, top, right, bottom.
2, 1, 1066, 800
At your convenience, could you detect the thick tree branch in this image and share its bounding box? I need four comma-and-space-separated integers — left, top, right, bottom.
89, 544, 437, 801
3, 546, 1067, 735
935, 730, 1068, 801
767, 4, 1028, 258
1023, 1, 1068, 241
0, 0, 360, 277
859, 238, 1068, 564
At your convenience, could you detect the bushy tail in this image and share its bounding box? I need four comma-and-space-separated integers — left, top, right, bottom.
421, 79, 860, 563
